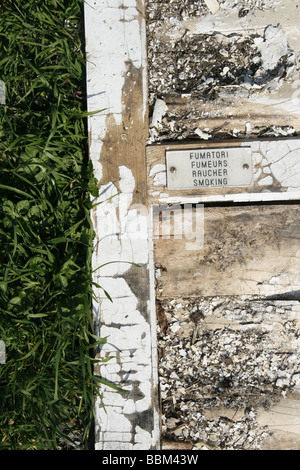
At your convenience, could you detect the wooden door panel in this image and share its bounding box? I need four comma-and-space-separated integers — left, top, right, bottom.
154, 204, 300, 298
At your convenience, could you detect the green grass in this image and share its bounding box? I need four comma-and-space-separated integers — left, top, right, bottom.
0, 0, 106, 449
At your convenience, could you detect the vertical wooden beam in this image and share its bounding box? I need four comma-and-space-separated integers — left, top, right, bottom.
84, 0, 160, 450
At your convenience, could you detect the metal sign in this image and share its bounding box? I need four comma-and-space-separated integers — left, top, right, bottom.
166, 147, 253, 190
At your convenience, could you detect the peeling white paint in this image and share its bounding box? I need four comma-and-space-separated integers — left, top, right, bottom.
194, 128, 212, 140
119, 165, 135, 197
147, 0, 300, 143
204, 0, 220, 15
257, 25, 289, 71
154, 191, 300, 205
149, 163, 166, 177
151, 98, 168, 129
153, 171, 167, 186
85, 0, 148, 125
85, 0, 159, 450
258, 175, 274, 186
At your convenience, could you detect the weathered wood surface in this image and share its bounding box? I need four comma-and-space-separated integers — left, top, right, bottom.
157, 296, 300, 450
155, 202, 300, 449
146, 0, 300, 143
147, 139, 300, 204
85, 0, 160, 450
154, 204, 300, 298
146, 0, 300, 451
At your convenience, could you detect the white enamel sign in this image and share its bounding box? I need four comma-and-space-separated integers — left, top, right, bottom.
166, 147, 253, 190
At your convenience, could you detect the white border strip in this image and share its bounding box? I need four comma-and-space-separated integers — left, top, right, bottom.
84, 0, 160, 450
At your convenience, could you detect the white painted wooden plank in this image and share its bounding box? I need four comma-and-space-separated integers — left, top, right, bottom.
84, 0, 160, 450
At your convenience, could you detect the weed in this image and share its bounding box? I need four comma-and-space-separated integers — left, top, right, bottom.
0, 0, 105, 449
